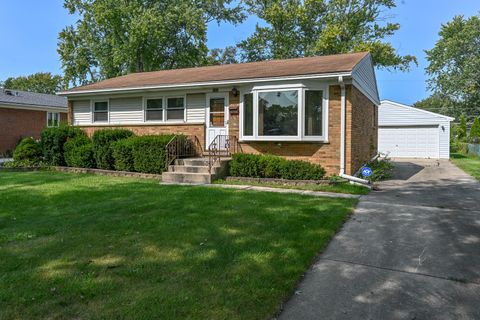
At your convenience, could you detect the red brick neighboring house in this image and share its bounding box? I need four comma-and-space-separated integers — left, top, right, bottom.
59, 52, 379, 177
0, 89, 67, 156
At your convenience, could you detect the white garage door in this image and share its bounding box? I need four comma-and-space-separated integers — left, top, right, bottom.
378, 126, 439, 158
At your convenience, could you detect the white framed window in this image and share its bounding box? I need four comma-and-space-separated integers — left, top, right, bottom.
304, 90, 324, 137
93, 100, 109, 123
145, 98, 163, 122
243, 93, 254, 137
240, 85, 328, 142
166, 96, 185, 121
47, 112, 60, 127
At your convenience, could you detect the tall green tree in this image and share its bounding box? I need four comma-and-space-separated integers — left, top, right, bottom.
0, 72, 64, 94
238, 0, 417, 70
206, 46, 239, 65
425, 14, 480, 121
58, 0, 245, 86
469, 117, 480, 142
413, 92, 457, 116
458, 114, 467, 142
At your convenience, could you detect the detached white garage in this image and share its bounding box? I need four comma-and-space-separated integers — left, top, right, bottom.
378, 100, 454, 159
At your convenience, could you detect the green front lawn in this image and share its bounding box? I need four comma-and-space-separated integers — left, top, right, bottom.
451, 152, 480, 180
0, 171, 356, 319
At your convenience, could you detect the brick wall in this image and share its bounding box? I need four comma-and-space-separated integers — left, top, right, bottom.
70, 84, 377, 176
348, 86, 378, 174
233, 85, 343, 175
229, 85, 377, 176
0, 108, 66, 156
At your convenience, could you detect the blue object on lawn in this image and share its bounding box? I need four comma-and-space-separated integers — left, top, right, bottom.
361, 166, 373, 177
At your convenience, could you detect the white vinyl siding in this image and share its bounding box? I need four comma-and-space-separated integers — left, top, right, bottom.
186, 93, 206, 123
379, 100, 453, 159
352, 55, 380, 105
72, 100, 91, 125
380, 102, 449, 126
109, 97, 143, 124
438, 120, 451, 159
379, 126, 439, 158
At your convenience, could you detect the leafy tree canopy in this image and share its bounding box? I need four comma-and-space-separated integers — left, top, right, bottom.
58, 0, 245, 86
425, 14, 480, 121
238, 0, 417, 70
469, 117, 480, 142
206, 46, 239, 65
0, 72, 64, 94
458, 114, 467, 141
413, 92, 458, 118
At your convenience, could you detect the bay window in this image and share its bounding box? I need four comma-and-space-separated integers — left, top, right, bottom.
241, 86, 326, 141
304, 90, 323, 136
258, 90, 298, 136
243, 93, 254, 136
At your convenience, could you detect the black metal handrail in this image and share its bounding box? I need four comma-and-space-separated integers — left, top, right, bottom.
208, 135, 241, 173
165, 135, 203, 170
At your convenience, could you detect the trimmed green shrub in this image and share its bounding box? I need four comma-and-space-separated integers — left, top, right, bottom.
280, 160, 326, 180
112, 134, 175, 173
229, 153, 264, 178
229, 153, 326, 180
469, 117, 480, 143
258, 154, 285, 178
13, 137, 42, 162
112, 139, 135, 172
40, 125, 85, 165
64, 135, 95, 168
92, 129, 134, 170
131, 135, 175, 174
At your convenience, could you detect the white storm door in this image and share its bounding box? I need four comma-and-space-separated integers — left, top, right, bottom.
206, 93, 229, 149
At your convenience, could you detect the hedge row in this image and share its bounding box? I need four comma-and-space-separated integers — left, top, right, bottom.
64, 135, 95, 168
92, 129, 134, 169
40, 125, 85, 166
112, 135, 175, 174
13, 126, 175, 174
229, 153, 326, 180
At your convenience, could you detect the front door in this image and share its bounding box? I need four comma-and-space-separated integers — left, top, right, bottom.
206, 93, 229, 149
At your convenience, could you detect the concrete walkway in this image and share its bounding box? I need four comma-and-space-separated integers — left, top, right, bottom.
160, 182, 361, 199
279, 159, 480, 320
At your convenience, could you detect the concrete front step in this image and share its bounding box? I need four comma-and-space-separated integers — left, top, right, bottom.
163, 157, 231, 184
162, 172, 212, 184
168, 165, 213, 174
175, 158, 209, 166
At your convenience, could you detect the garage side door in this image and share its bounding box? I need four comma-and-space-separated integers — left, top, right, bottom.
378, 126, 439, 158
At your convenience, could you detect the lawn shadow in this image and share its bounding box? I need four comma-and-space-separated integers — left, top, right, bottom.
0, 171, 356, 319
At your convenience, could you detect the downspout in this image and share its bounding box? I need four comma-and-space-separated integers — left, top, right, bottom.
337, 76, 370, 185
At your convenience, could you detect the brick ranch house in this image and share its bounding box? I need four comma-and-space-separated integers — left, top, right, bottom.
59, 52, 379, 177
0, 89, 67, 156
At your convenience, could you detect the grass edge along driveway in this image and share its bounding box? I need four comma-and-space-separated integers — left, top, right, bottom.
451, 152, 480, 180
0, 171, 357, 319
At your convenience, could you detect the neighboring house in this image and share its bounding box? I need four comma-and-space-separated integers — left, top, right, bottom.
59, 52, 379, 176
378, 100, 454, 159
0, 89, 68, 156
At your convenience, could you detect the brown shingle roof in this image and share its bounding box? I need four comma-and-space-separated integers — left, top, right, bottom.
64, 52, 369, 93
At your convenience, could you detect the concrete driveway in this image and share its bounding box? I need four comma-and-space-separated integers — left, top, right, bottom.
279, 159, 480, 320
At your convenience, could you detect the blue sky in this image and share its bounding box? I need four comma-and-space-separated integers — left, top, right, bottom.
0, 0, 478, 105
